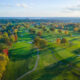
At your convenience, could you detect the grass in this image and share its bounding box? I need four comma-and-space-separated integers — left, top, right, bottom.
21, 27, 80, 80
3, 26, 80, 80
3, 27, 37, 80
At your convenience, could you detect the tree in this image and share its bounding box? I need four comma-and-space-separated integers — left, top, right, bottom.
61, 38, 68, 45
56, 38, 61, 44
74, 27, 78, 32
0, 32, 2, 39
0, 54, 9, 80
47, 30, 50, 33
39, 39, 48, 49
14, 34, 18, 41
0, 43, 7, 52
37, 31, 42, 36
3, 32, 9, 38
69, 33, 72, 37
34, 37, 48, 49
64, 30, 69, 35
58, 29, 62, 33
14, 29, 18, 34
29, 28, 36, 34
10, 34, 15, 42
61, 25, 64, 29
8, 30, 12, 35
43, 26, 47, 31
3, 49, 8, 56
26, 24, 30, 29
55, 25, 58, 28
34, 25, 39, 28
50, 27, 55, 32
3, 32, 10, 45
34, 37, 40, 47
65, 27, 69, 30
78, 29, 80, 33
39, 24, 44, 29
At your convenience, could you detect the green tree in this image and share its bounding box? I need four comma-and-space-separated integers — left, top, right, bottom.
34, 37, 48, 49
61, 38, 68, 45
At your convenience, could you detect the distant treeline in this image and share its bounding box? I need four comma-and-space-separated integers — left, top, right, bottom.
0, 17, 80, 24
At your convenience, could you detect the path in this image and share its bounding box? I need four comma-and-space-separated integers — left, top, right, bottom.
16, 48, 39, 80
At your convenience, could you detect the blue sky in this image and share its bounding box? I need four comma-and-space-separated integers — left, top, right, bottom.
0, 0, 80, 17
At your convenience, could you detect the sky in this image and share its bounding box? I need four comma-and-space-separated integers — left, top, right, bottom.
0, 0, 80, 17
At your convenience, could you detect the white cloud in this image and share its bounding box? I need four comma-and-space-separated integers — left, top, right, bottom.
66, 4, 80, 12
16, 3, 29, 8
0, 3, 31, 8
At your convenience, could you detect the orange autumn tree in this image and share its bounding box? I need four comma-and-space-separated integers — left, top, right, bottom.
74, 27, 78, 32
56, 38, 61, 44
14, 34, 18, 41
55, 25, 58, 28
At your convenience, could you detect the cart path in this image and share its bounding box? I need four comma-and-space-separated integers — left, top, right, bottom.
16, 48, 39, 80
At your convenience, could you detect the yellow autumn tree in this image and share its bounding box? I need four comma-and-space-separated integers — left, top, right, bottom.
64, 30, 69, 35
10, 34, 15, 42
74, 27, 78, 32
0, 54, 9, 80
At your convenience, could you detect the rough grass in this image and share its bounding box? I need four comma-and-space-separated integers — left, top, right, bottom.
21, 27, 80, 80
3, 27, 37, 80
3, 26, 80, 80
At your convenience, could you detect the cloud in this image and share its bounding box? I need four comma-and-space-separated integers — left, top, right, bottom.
16, 3, 29, 8
0, 3, 31, 8
66, 4, 80, 12
0, 4, 14, 7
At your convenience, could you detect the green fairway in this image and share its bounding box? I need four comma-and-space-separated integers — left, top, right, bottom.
3, 27, 37, 80
3, 25, 80, 80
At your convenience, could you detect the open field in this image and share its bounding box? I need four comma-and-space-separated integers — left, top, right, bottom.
2, 24, 80, 80
0, 21, 80, 80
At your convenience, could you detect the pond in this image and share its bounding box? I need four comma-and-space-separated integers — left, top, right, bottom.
28, 41, 33, 44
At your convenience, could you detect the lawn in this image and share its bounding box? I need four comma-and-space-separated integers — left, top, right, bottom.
3, 26, 80, 80
20, 27, 80, 80
3, 27, 37, 80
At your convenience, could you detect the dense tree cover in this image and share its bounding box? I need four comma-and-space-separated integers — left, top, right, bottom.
0, 54, 9, 80
0, 21, 80, 80
0, 23, 19, 79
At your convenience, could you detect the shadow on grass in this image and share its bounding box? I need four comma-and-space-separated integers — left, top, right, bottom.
73, 48, 80, 55
8, 48, 37, 61
26, 56, 78, 80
